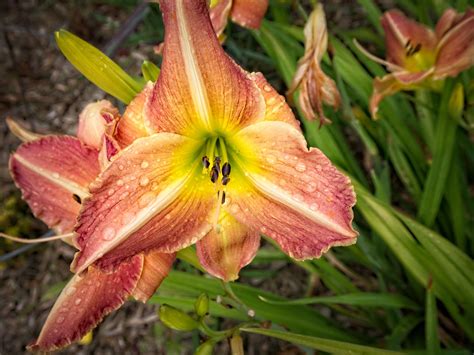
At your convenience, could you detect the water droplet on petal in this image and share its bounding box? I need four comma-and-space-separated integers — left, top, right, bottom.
119, 164, 124, 170
64, 286, 77, 296
108, 189, 115, 196
56, 316, 65, 324
52, 172, 60, 179
263, 84, 272, 92
117, 179, 124, 186
139, 192, 155, 207
141, 161, 149, 169
305, 182, 317, 193
295, 162, 306, 172
103, 227, 116, 241
75, 298, 82, 305
139, 176, 150, 186
266, 155, 277, 164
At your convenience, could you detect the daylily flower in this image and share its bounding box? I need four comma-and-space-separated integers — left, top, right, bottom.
287, 4, 341, 126
6, 96, 174, 351
70, 0, 357, 289
210, 0, 269, 39
362, 8, 474, 118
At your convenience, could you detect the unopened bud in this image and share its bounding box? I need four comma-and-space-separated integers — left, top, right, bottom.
448, 83, 464, 119
195, 339, 215, 355
230, 333, 244, 355
194, 293, 209, 317
159, 304, 198, 331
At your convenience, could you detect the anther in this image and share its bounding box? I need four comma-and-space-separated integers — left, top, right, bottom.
214, 156, 221, 170
413, 43, 421, 54
201, 156, 210, 169
222, 176, 230, 185
221, 191, 226, 204
210, 166, 219, 183
222, 162, 231, 177
73, 194, 82, 204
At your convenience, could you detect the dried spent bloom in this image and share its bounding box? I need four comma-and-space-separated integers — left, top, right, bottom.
287, 4, 341, 126
69, 0, 357, 288
360, 8, 474, 118
210, 0, 269, 39
6, 94, 174, 351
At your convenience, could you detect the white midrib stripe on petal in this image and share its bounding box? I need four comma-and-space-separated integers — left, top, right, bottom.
76, 175, 189, 273
14, 154, 90, 199
176, 1, 211, 130
248, 173, 355, 237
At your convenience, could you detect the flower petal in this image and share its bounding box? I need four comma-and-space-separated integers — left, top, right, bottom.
145, 0, 264, 135
226, 121, 357, 260
210, 0, 232, 38
250, 72, 301, 130
72, 133, 216, 273
28, 254, 143, 352
369, 70, 432, 118
116, 83, 153, 148
230, 0, 268, 29
77, 100, 119, 149
132, 250, 175, 302
197, 210, 260, 281
381, 10, 436, 67
434, 9, 474, 79
435, 8, 460, 38
9, 136, 100, 233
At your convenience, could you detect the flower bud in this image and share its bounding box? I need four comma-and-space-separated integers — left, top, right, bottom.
194, 293, 209, 317
448, 82, 464, 120
195, 339, 215, 355
159, 304, 198, 331
230, 333, 244, 355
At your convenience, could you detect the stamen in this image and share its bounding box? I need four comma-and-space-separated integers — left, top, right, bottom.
222, 176, 230, 185
353, 40, 405, 72
405, 39, 411, 49
210, 165, 219, 183
221, 191, 226, 204
222, 162, 231, 177
214, 156, 221, 171
201, 156, 210, 169
0, 232, 75, 244
73, 194, 82, 204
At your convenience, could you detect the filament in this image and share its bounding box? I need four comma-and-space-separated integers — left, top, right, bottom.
0, 232, 75, 244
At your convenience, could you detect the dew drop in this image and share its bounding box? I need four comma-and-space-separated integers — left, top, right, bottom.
119, 164, 124, 171
107, 189, 115, 196
140, 161, 149, 169
103, 227, 116, 241
266, 155, 277, 164
74, 298, 82, 305
139, 176, 150, 186
305, 182, 317, 193
310, 203, 319, 211
295, 162, 306, 172
139, 192, 155, 207
117, 179, 124, 186
64, 286, 77, 296
263, 84, 272, 92
56, 316, 65, 324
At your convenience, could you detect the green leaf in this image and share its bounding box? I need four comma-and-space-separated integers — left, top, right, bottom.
55, 29, 143, 103
241, 328, 405, 355
141, 60, 160, 82
259, 292, 420, 310
426, 282, 440, 355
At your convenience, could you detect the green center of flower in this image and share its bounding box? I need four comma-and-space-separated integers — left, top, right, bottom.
404, 40, 436, 72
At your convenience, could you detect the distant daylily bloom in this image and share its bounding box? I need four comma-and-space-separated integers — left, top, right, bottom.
6, 95, 174, 351
360, 8, 474, 118
71, 0, 357, 290
287, 4, 341, 126
210, 0, 269, 39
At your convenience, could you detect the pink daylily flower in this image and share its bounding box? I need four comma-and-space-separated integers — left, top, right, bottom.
7, 96, 174, 351
363, 8, 474, 118
287, 4, 341, 126
210, 0, 269, 38
70, 0, 357, 287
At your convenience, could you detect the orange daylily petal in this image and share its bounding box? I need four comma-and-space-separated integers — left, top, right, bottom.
132, 250, 175, 302
210, 0, 232, 38
145, 0, 264, 136
381, 10, 436, 67
77, 100, 119, 150
72, 133, 216, 273
250, 72, 301, 130
434, 9, 474, 79
370, 70, 432, 118
28, 254, 143, 352
230, 0, 268, 29
116, 83, 153, 148
196, 210, 260, 281
435, 8, 460, 38
9, 136, 100, 233
226, 121, 357, 259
